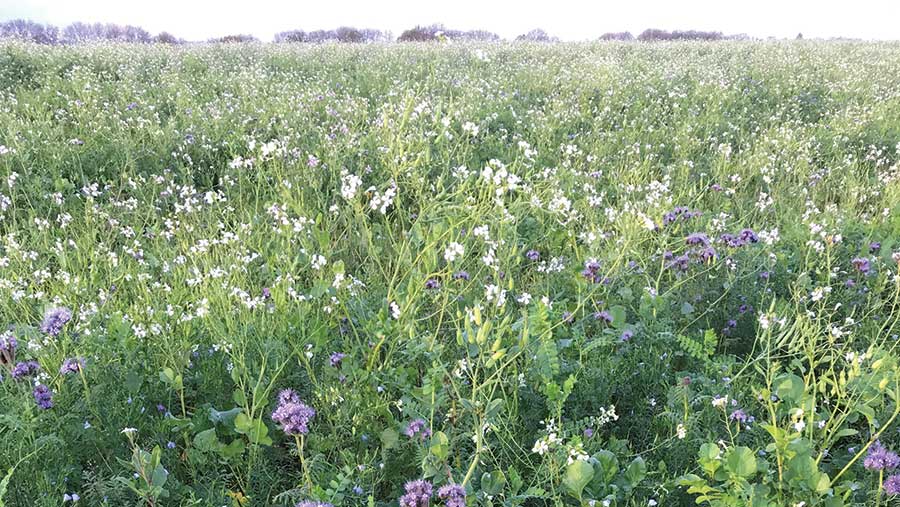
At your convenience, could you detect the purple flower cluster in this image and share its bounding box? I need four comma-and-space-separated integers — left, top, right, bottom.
0, 334, 16, 365
425, 278, 441, 289
272, 388, 316, 436
11, 360, 40, 380
60, 357, 84, 375
581, 260, 603, 283
329, 352, 346, 368
719, 229, 758, 248
40, 307, 72, 337
525, 249, 540, 261
405, 418, 431, 439
864, 441, 900, 471
593, 310, 612, 324
399, 479, 433, 507
663, 206, 701, 226
33, 384, 53, 409
852, 257, 871, 275
295, 502, 333, 507
886, 474, 900, 495
437, 483, 466, 507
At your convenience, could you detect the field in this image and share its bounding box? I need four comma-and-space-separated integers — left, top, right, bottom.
2, 40, 900, 506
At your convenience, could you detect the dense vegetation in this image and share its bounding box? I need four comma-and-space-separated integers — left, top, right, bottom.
1, 41, 900, 507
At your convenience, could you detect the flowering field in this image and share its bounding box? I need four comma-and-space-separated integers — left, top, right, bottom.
1, 40, 900, 506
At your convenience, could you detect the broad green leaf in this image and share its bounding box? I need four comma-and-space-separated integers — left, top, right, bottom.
562, 460, 594, 499
725, 446, 757, 478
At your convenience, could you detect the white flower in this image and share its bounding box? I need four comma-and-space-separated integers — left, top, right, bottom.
389, 301, 401, 320
311, 254, 327, 270
444, 242, 465, 262
676, 423, 687, 439
120, 427, 138, 435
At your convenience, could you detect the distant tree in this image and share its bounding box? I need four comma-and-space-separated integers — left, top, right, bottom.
638, 28, 723, 41
599, 31, 634, 41
153, 32, 180, 44
62, 22, 151, 43
212, 34, 258, 43
275, 30, 307, 43
398, 24, 499, 42
0, 19, 59, 44
515, 29, 558, 42
796, 32, 804, 40
398, 25, 441, 42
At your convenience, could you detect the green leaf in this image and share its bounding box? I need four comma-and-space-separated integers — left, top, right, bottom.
725, 446, 757, 478
624, 457, 647, 487
481, 470, 506, 496
592, 450, 619, 485
774, 373, 805, 403
209, 407, 242, 428
680, 302, 694, 315
124, 371, 143, 394
193, 428, 219, 452
609, 305, 627, 329
429, 431, 449, 460
150, 464, 168, 488
380, 428, 399, 449
562, 460, 594, 499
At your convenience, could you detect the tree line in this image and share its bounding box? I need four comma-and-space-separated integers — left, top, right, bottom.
0, 19, 766, 44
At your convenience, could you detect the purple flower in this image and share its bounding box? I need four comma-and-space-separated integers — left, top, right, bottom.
167, 441, 176, 449
581, 260, 602, 283
583, 427, 594, 438
40, 307, 72, 337
33, 384, 53, 409
262, 287, 272, 299
437, 483, 466, 507
885, 475, 900, 495
59, 357, 84, 375
870, 242, 882, 253
405, 418, 431, 439
0, 334, 16, 365
620, 330, 634, 342
864, 441, 900, 471
399, 480, 433, 507
11, 360, 40, 379
685, 233, 710, 247
272, 388, 316, 435
730, 409, 748, 422
852, 257, 871, 275
330, 352, 346, 368
593, 311, 612, 324
739, 229, 758, 244
453, 271, 470, 281
425, 279, 441, 289
525, 250, 540, 261
295, 502, 333, 507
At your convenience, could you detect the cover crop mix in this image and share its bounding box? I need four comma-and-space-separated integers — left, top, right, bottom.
1, 40, 900, 507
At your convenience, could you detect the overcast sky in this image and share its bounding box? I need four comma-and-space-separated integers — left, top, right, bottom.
2, 0, 899, 41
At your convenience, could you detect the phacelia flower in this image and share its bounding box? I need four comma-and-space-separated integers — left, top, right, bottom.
399, 479, 433, 507
864, 441, 900, 471
437, 483, 466, 507
11, 360, 40, 379
852, 257, 871, 275
33, 384, 53, 409
60, 357, 84, 375
40, 307, 72, 337
272, 388, 316, 435
0, 334, 17, 365
295, 501, 333, 507
885, 475, 900, 495
685, 233, 710, 247
405, 418, 431, 439
329, 352, 346, 368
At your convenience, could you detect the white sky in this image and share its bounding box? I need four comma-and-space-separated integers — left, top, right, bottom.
2, 0, 899, 41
